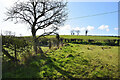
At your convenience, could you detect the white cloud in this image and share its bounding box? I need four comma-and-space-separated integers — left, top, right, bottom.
106, 29, 109, 32
98, 25, 109, 32
59, 25, 71, 30
73, 27, 80, 31
98, 25, 109, 30
0, 0, 14, 7
71, 26, 94, 32
73, 26, 94, 32
58, 25, 72, 35
87, 26, 94, 31
58, 25, 87, 35
114, 28, 118, 30
1, 21, 31, 36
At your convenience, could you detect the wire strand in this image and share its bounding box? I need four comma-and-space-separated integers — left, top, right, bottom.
67, 10, 119, 20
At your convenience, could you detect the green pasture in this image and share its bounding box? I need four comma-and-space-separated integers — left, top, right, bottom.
60, 35, 119, 40
2, 43, 119, 78
23, 35, 119, 41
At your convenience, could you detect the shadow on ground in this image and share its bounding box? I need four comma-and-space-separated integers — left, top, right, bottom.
2, 53, 74, 78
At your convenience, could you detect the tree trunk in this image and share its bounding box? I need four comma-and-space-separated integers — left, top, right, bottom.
57, 39, 59, 49
33, 35, 38, 54
33, 34, 43, 54
32, 26, 43, 54
49, 40, 52, 49
56, 34, 60, 49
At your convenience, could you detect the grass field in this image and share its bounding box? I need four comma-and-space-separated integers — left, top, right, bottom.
2, 43, 119, 78
24, 35, 119, 40
54, 35, 119, 40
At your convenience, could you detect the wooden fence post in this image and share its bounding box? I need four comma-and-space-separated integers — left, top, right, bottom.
60, 38, 63, 47
49, 40, 52, 49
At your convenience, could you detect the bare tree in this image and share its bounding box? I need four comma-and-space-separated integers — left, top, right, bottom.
70, 30, 73, 35
70, 30, 74, 35
5, 0, 67, 54
19, 34, 22, 37
8, 31, 12, 35
4, 31, 9, 36
4, 31, 13, 36
76, 30, 80, 35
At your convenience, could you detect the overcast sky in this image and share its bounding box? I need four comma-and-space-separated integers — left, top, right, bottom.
0, 0, 119, 36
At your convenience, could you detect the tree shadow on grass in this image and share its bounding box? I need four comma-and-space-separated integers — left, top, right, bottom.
41, 54, 74, 78
2, 53, 74, 78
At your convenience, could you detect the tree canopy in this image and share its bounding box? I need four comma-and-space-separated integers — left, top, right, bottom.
5, 0, 67, 37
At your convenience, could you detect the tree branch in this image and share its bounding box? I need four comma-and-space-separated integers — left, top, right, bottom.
36, 26, 58, 40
